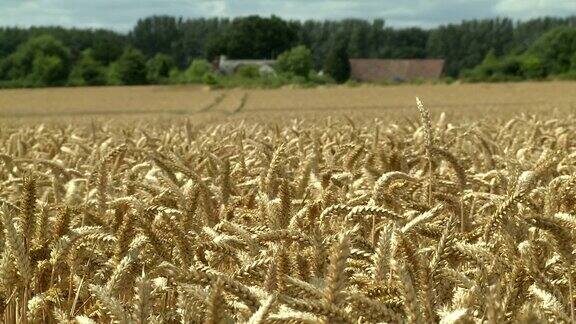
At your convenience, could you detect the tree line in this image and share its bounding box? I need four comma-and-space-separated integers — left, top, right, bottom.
0, 15, 575, 88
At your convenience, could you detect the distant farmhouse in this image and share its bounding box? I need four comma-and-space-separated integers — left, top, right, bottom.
350, 59, 445, 82
214, 55, 444, 83
215, 56, 276, 75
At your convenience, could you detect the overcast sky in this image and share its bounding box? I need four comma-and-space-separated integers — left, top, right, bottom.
1, 0, 575, 31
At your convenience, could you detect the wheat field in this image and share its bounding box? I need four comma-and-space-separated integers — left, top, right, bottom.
1, 82, 576, 119
1, 83, 576, 323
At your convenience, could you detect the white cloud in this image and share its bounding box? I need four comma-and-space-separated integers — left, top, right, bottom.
495, 0, 576, 19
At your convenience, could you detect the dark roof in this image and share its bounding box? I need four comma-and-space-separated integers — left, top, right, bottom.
350, 59, 445, 82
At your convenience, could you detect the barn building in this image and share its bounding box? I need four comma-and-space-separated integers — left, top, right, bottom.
349, 59, 445, 82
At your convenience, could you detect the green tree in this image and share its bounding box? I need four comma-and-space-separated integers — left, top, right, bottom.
520, 54, 546, 79
130, 16, 183, 60
0, 57, 5, 80
427, 18, 514, 77
111, 47, 147, 85
0, 35, 71, 85
184, 59, 213, 82
463, 50, 528, 82
146, 53, 175, 83
0, 27, 126, 66
276, 46, 313, 77
30, 54, 67, 85
235, 65, 260, 79
206, 15, 297, 59
90, 30, 125, 65
69, 50, 106, 86
466, 26, 576, 82
471, 49, 500, 80
513, 17, 576, 52
529, 27, 576, 74
324, 41, 350, 83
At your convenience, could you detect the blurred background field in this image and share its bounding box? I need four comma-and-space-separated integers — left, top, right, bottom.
1, 81, 575, 122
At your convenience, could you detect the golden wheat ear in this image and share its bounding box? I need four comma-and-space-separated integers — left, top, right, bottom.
2, 90, 576, 323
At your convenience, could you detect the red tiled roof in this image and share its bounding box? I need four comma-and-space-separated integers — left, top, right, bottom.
350, 59, 445, 82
